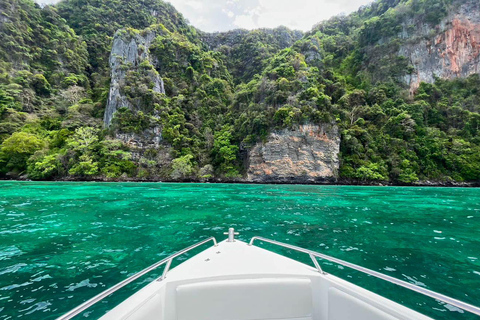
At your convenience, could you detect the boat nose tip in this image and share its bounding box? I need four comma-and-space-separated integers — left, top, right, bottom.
224, 227, 239, 242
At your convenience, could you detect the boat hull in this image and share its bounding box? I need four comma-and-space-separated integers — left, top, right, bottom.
100, 240, 432, 320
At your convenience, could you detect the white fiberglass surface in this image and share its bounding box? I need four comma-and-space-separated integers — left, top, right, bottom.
100, 240, 432, 320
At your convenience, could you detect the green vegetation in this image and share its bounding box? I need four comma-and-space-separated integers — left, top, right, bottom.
205, 27, 303, 84
0, 0, 478, 183
56, 0, 196, 75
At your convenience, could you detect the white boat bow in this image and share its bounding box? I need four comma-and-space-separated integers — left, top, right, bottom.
57, 228, 480, 320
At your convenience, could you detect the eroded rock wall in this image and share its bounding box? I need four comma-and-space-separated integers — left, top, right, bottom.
104, 29, 171, 172
104, 29, 165, 126
247, 124, 340, 183
399, 1, 480, 92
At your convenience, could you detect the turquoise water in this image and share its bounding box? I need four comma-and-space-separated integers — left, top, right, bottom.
0, 182, 479, 319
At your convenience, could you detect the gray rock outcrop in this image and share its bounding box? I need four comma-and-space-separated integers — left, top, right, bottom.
104, 29, 165, 126
115, 126, 166, 161
247, 124, 340, 183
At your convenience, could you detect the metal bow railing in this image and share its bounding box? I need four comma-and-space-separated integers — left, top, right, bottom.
56, 237, 217, 320
249, 236, 480, 317
57, 233, 480, 319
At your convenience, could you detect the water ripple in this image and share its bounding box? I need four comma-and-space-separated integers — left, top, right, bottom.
0, 182, 478, 320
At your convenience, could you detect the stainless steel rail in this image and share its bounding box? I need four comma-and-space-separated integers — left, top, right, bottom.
56, 237, 217, 320
249, 236, 480, 317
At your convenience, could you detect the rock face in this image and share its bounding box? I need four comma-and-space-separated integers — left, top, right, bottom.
104, 28, 171, 170
116, 127, 163, 151
247, 124, 340, 183
399, 1, 480, 92
116, 126, 172, 165
104, 29, 165, 126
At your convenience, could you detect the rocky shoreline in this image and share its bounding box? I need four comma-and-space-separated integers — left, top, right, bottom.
3, 176, 479, 188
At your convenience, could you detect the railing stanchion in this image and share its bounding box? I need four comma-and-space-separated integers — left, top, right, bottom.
309, 254, 322, 273
160, 259, 172, 281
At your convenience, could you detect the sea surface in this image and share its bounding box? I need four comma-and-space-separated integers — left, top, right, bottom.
0, 182, 479, 319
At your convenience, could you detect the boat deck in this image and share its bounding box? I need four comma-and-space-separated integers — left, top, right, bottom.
100, 240, 432, 320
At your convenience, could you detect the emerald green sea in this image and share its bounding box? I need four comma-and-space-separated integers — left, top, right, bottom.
0, 182, 479, 319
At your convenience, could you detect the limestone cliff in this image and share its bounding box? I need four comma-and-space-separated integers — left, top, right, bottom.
115, 127, 163, 158
247, 124, 340, 183
104, 28, 165, 126
399, 1, 480, 92
104, 28, 172, 174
